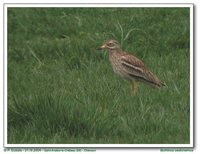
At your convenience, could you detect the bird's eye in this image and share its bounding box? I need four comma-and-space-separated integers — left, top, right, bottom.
107, 43, 113, 46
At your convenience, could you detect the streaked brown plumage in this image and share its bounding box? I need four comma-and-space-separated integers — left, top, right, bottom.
97, 39, 165, 94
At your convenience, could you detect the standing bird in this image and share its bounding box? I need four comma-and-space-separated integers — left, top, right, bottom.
97, 39, 165, 94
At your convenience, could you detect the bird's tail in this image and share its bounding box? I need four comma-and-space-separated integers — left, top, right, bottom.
156, 80, 166, 87
146, 70, 166, 88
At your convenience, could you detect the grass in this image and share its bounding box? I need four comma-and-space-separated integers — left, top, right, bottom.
7, 7, 190, 144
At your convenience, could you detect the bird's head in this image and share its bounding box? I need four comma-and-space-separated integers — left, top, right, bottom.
97, 39, 121, 51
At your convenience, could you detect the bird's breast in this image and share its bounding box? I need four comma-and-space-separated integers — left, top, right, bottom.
109, 52, 131, 80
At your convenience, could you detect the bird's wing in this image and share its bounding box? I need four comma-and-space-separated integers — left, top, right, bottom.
121, 53, 145, 67
120, 53, 164, 87
121, 55, 148, 80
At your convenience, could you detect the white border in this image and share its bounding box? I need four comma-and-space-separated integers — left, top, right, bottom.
3, 3, 194, 7
190, 5, 194, 147
3, 3, 194, 148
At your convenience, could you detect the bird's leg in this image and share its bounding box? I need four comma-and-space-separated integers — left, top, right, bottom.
131, 81, 138, 95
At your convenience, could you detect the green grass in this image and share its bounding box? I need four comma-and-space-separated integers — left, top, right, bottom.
7, 7, 190, 144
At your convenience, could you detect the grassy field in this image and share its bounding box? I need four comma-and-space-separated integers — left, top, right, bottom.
7, 7, 190, 144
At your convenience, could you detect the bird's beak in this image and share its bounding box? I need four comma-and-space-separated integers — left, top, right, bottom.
97, 44, 106, 50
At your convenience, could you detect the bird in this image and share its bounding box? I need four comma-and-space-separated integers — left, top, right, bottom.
97, 39, 165, 94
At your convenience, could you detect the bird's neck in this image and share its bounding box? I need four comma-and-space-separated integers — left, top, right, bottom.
108, 48, 122, 53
